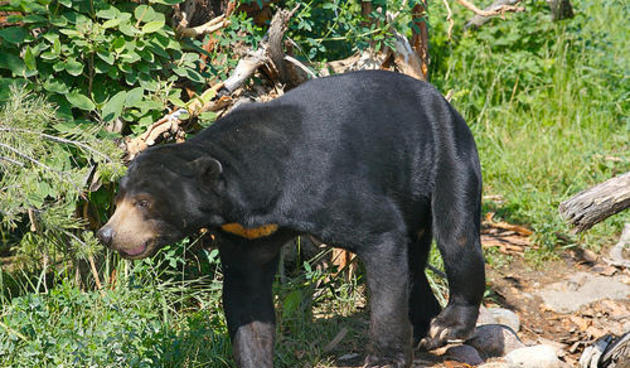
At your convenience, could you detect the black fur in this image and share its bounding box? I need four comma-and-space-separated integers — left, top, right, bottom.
104, 70, 485, 368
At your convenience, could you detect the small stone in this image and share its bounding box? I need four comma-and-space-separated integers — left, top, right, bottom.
467, 324, 525, 358
445, 344, 484, 365
478, 305, 498, 326
505, 345, 562, 368
478, 360, 510, 368
489, 307, 520, 332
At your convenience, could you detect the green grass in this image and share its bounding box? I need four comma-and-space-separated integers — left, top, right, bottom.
430, 0, 630, 256
1, 1, 629, 367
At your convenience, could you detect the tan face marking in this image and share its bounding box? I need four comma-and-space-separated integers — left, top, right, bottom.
104, 197, 159, 258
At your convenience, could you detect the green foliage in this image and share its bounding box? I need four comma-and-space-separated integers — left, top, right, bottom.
428, 0, 630, 255
0, 251, 231, 368
0, 89, 124, 268
0, 0, 205, 133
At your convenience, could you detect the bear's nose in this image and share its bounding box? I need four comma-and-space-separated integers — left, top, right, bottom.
97, 226, 114, 247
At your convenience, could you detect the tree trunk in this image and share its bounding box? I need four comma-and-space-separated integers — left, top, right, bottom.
410, 1, 429, 81
549, 0, 574, 21
559, 172, 630, 232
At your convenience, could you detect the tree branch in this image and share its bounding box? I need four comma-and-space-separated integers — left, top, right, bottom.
0, 126, 113, 162
176, 14, 231, 38
464, 0, 525, 29
457, 0, 524, 17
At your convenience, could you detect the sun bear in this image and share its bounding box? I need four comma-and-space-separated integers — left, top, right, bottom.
98, 70, 485, 368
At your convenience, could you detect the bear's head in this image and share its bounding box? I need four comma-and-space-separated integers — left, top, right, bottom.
97, 144, 225, 259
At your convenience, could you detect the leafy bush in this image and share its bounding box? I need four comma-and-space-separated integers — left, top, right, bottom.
0, 89, 124, 270
0, 0, 205, 133
0, 279, 231, 368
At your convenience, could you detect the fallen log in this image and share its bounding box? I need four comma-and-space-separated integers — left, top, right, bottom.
559, 172, 630, 232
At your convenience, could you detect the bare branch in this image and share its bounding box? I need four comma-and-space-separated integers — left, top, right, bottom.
0, 126, 113, 162
442, 0, 454, 40
0, 155, 24, 166
176, 14, 231, 38
465, 0, 525, 29
284, 55, 317, 79
456, 0, 524, 17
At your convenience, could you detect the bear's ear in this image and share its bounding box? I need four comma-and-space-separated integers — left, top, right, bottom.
187, 157, 223, 181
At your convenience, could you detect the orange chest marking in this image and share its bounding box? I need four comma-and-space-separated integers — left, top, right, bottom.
220, 223, 278, 239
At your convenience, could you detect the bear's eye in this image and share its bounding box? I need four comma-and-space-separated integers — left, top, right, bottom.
136, 199, 150, 208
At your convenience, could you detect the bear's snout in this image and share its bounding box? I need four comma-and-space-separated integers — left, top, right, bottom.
97, 226, 114, 247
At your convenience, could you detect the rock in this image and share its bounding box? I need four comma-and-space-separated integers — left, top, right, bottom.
445, 344, 484, 365
505, 345, 562, 368
467, 324, 525, 358
537, 272, 630, 313
489, 308, 520, 332
477, 305, 498, 326
478, 360, 510, 368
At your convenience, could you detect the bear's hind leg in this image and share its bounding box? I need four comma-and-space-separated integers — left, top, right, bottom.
359, 231, 413, 368
408, 226, 441, 346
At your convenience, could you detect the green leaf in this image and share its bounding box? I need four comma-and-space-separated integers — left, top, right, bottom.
125, 87, 144, 106
66, 91, 95, 111
134, 5, 158, 23
59, 28, 82, 37
43, 77, 70, 94
0, 27, 27, 44
40, 51, 59, 61
119, 22, 138, 37
96, 7, 119, 20
112, 37, 126, 52
102, 18, 121, 29
58, 0, 72, 7
142, 20, 164, 34
64, 59, 84, 76
97, 51, 115, 65
101, 91, 126, 122
152, 0, 184, 4
23, 46, 37, 71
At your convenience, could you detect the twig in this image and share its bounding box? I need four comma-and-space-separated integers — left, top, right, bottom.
283, 55, 317, 79
87, 255, 103, 292
0, 126, 113, 162
0, 155, 24, 166
323, 327, 348, 352
0, 142, 59, 175
176, 14, 231, 38
465, 0, 525, 29
456, 0, 524, 17
0, 319, 28, 342
442, 0, 454, 40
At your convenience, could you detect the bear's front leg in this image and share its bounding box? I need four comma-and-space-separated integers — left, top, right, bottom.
219, 236, 282, 368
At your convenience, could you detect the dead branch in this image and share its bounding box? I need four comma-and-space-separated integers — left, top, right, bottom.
465, 0, 525, 29
386, 10, 426, 81
559, 171, 630, 232
176, 14, 230, 38
442, 0, 455, 40
125, 6, 302, 160
457, 0, 525, 17
604, 223, 630, 268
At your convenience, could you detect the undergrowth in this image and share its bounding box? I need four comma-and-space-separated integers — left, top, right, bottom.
0, 1, 628, 367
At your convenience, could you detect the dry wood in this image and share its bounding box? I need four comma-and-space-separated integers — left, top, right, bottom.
125, 6, 301, 159
386, 11, 426, 81
176, 14, 230, 38
323, 327, 348, 353
465, 0, 524, 29
604, 223, 630, 268
549, 0, 574, 21
456, 0, 525, 17
559, 171, 630, 232
410, 2, 429, 80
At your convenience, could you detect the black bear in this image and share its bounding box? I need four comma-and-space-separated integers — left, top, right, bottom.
97, 70, 485, 368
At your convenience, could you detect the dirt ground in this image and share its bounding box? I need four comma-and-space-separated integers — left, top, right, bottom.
322, 223, 630, 368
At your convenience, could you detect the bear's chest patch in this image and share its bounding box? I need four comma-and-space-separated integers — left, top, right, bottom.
220, 223, 278, 239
